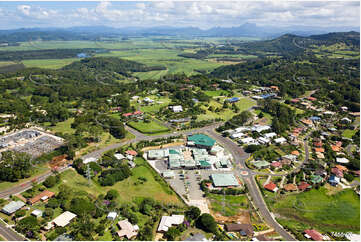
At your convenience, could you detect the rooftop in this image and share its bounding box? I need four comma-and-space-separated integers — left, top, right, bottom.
188, 134, 216, 147
211, 173, 239, 187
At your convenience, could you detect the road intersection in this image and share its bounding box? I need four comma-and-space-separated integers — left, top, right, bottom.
0, 123, 309, 241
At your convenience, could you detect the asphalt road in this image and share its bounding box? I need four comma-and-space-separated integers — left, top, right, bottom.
0, 222, 25, 241
0, 122, 305, 241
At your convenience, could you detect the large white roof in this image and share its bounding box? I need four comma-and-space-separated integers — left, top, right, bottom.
157, 215, 184, 232
52, 211, 77, 227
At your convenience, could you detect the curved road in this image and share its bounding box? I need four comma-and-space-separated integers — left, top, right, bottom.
0, 122, 304, 241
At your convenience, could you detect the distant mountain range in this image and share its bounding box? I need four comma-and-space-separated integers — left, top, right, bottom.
0, 23, 359, 42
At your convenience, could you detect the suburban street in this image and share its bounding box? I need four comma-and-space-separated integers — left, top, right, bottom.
0, 122, 305, 241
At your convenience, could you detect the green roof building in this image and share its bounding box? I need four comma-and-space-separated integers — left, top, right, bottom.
211, 173, 239, 187
188, 134, 216, 149
310, 175, 323, 184
253, 160, 270, 169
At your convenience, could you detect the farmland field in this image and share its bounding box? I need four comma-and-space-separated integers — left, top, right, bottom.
271, 187, 360, 233
22, 58, 78, 69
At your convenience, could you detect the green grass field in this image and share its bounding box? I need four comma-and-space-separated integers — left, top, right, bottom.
197, 97, 256, 121
207, 193, 249, 217
272, 187, 360, 232
204, 90, 230, 97
342, 129, 358, 139
54, 158, 183, 206
22, 58, 78, 69
47, 117, 75, 134
128, 120, 169, 134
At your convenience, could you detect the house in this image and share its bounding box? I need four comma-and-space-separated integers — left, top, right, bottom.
341, 117, 352, 124
274, 137, 287, 144
1, 201, 25, 215
239, 137, 255, 145
126, 150, 138, 156
306, 97, 317, 102
83, 157, 97, 164
253, 160, 270, 169
107, 212, 117, 221
331, 168, 343, 178
170, 105, 183, 112
335, 165, 348, 172
298, 182, 311, 191
264, 132, 277, 138
290, 98, 300, 103
270, 86, 279, 92
271, 161, 282, 169
231, 132, 245, 139
291, 150, 300, 156
340, 106, 348, 112
304, 229, 323, 241
252, 125, 271, 133
225, 223, 254, 237
331, 145, 341, 152
314, 169, 327, 177
143, 97, 154, 103
128, 160, 136, 168
310, 175, 323, 184
158, 215, 184, 232
117, 219, 139, 239
54, 234, 73, 241
31, 209, 43, 218
316, 152, 325, 159
258, 137, 271, 144
314, 147, 325, 153
301, 119, 313, 126
211, 173, 239, 187
284, 184, 297, 192
336, 157, 349, 164
329, 175, 340, 186
226, 97, 240, 103
264, 182, 278, 192
114, 153, 125, 160
28, 190, 55, 205
310, 116, 321, 122
313, 140, 323, 147
52, 211, 77, 227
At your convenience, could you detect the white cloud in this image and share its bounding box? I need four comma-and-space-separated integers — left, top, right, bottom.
17, 5, 31, 16
2, 1, 358, 29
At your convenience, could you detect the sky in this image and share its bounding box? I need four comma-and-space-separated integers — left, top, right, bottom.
0, 1, 359, 30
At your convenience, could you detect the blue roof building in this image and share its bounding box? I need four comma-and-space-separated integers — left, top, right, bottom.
260, 93, 276, 99
310, 116, 321, 121
329, 175, 340, 186
226, 97, 240, 103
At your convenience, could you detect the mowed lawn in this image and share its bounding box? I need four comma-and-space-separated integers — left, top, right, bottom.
207, 193, 248, 217
128, 120, 169, 134
272, 187, 360, 232
342, 129, 358, 139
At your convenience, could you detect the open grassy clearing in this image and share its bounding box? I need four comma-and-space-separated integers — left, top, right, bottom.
253, 109, 273, 125
207, 193, 249, 217
52, 158, 183, 206
22, 58, 78, 69
45, 117, 75, 134
272, 187, 360, 232
128, 120, 169, 134
197, 97, 256, 122
342, 129, 358, 139
204, 90, 230, 97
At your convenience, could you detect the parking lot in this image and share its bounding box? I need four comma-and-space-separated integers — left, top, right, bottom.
152, 158, 238, 201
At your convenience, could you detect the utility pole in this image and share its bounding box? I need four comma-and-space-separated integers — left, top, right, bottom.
86, 164, 92, 186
